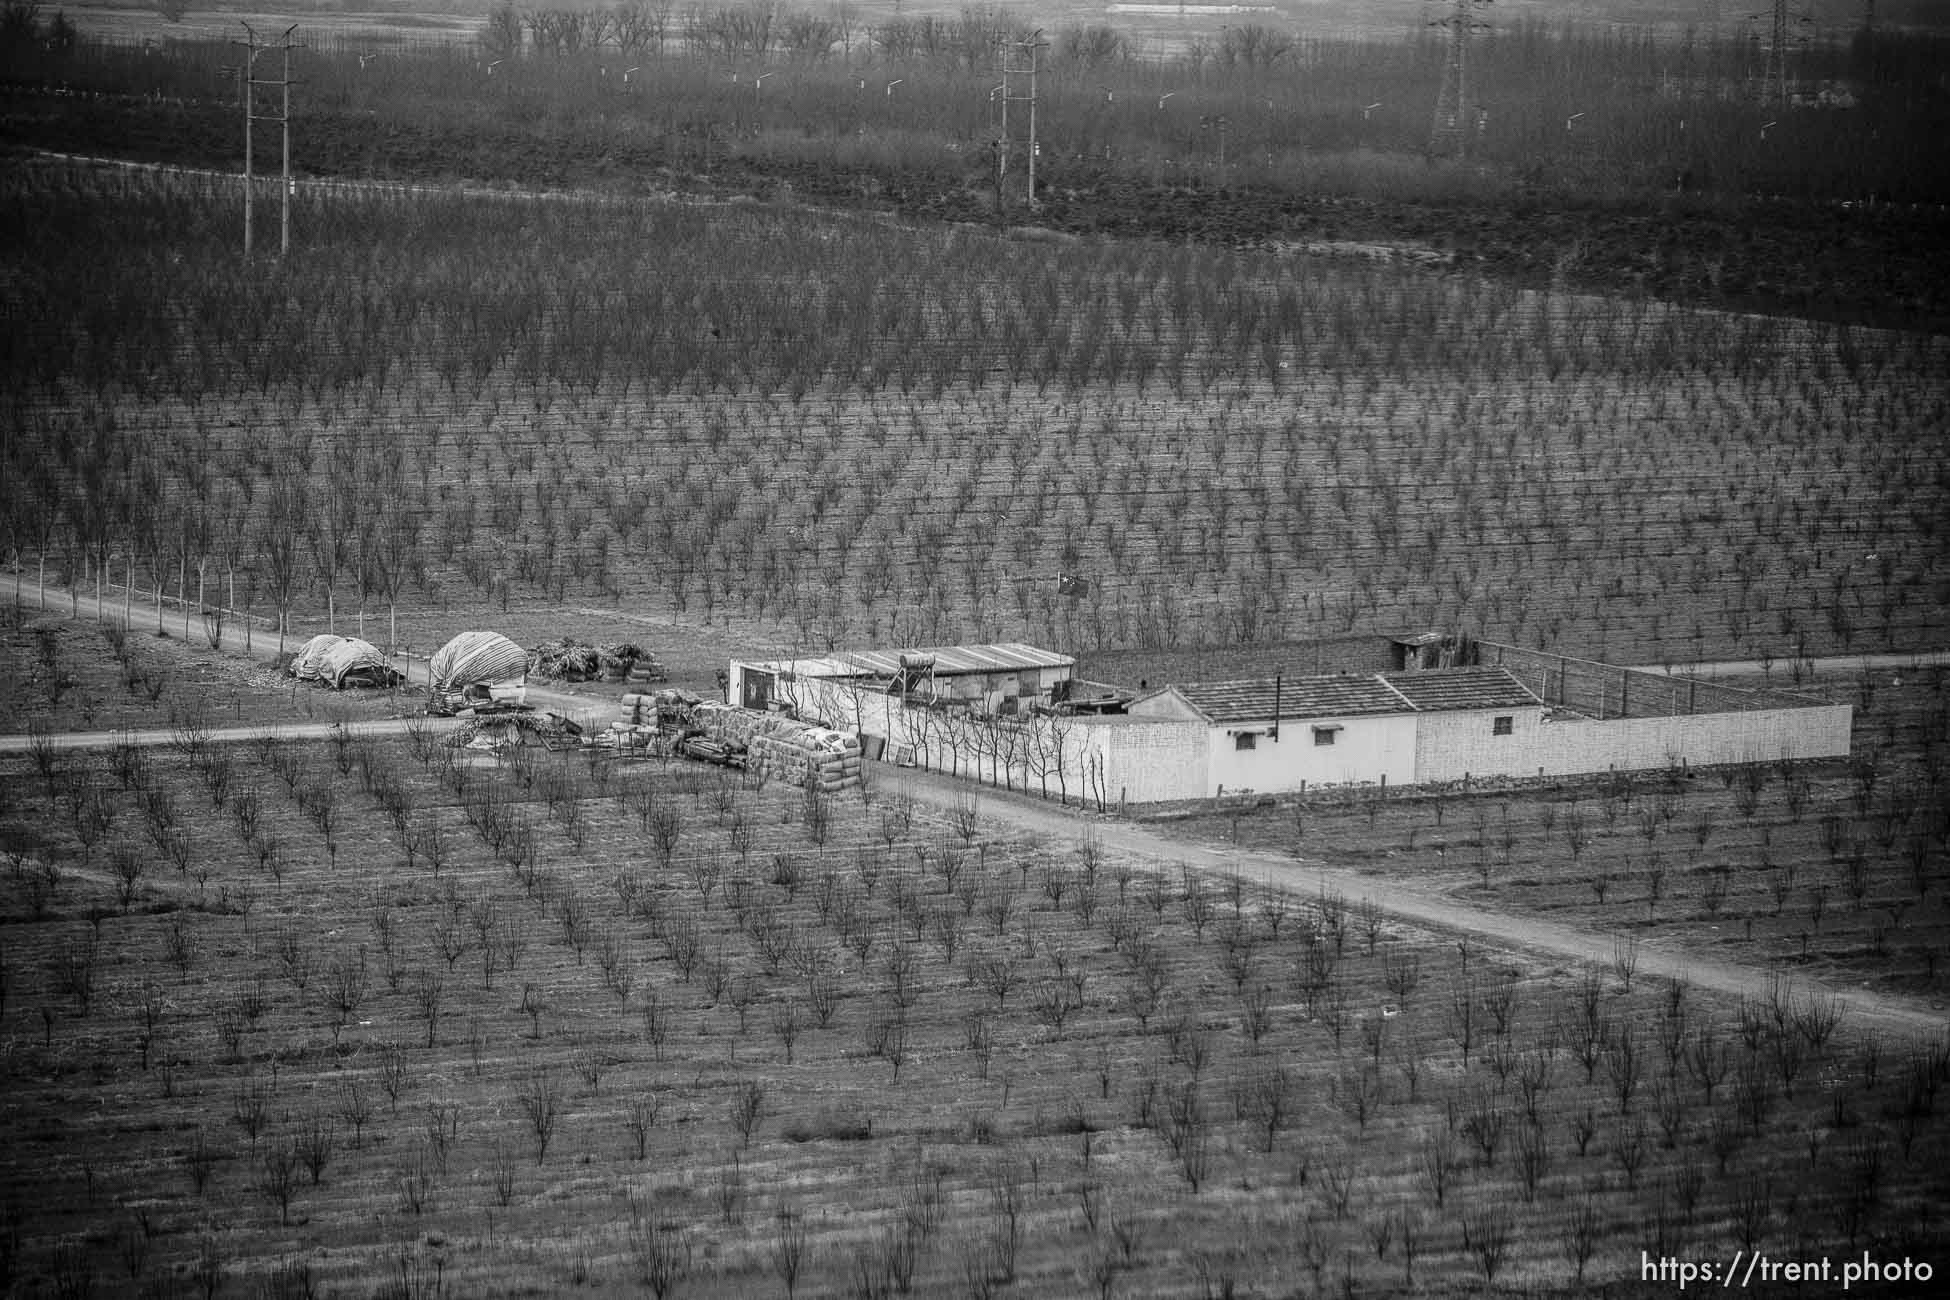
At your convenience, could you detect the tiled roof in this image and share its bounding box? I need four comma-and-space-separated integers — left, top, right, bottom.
1167, 675, 1411, 724
1155, 668, 1542, 724
1379, 668, 1543, 712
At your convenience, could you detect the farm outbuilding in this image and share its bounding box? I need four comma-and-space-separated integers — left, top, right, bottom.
1129, 668, 1549, 796
724, 639, 1853, 807
729, 643, 1077, 717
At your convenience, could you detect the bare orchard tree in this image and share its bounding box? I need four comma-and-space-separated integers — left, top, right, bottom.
517, 1066, 561, 1163
411, 968, 444, 1049
257, 468, 307, 658
627, 1190, 692, 1300
774, 1200, 810, 1300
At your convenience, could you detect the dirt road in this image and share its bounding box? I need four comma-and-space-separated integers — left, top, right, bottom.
875, 761, 1950, 1041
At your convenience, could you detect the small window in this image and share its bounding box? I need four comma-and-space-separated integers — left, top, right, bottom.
1234, 732, 1257, 751
1493, 716, 1514, 736
1312, 726, 1338, 747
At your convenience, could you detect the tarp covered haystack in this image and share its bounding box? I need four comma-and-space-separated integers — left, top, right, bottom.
692, 703, 862, 791
319, 637, 401, 689
290, 634, 345, 682
431, 631, 528, 695
529, 638, 660, 682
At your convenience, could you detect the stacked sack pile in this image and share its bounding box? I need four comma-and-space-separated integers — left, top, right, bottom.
604, 687, 699, 752
694, 704, 862, 791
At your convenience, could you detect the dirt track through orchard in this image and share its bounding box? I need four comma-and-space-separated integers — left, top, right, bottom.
876, 761, 1950, 1042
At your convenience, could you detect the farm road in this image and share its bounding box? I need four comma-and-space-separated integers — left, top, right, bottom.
874, 762, 1950, 1041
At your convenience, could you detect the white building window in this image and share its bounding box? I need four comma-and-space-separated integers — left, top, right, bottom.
1312, 726, 1339, 746
1493, 715, 1514, 736
1234, 732, 1257, 751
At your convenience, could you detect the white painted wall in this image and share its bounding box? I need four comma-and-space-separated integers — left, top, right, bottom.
1204, 713, 1419, 796
1408, 706, 1550, 783
1070, 717, 1211, 805
1415, 704, 1852, 782
732, 668, 1853, 803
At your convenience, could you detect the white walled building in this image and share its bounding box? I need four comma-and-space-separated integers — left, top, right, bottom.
1128, 669, 1548, 797
722, 644, 1853, 807
728, 644, 1076, 716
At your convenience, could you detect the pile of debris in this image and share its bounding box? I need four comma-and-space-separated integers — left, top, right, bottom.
528, 638, 664, 683
447, 710, 582, 753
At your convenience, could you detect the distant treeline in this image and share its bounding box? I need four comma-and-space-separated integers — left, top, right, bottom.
5, 3, 1947, 208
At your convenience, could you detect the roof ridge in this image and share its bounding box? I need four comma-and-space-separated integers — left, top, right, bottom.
1374, 674, 1421, 711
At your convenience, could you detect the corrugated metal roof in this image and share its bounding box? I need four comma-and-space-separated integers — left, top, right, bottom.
804, 644, 1075, 677
745, 656, 858, 679
1380, 668, 1543, 712
1149, 667, 1542, 724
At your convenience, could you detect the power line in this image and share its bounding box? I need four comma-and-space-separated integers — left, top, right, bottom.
226, 22, 302, 260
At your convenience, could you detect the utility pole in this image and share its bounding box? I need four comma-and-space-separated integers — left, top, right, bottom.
1428, 0, 1491, 158
230, 23, 301, 259
995, 29, 1046, 214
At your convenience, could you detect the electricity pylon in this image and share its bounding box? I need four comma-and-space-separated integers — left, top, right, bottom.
229, 23, 301, 259
995, 29, 1046, 213
1429, 0, 1492, 157
1755, 0, 1812, 107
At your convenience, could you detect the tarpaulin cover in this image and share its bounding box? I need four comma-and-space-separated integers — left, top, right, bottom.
430, 631, 528, 693
318, 637, 396, 688
291, 634, 346, 682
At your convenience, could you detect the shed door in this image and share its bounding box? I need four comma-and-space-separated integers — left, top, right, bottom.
742, 670, 775, 712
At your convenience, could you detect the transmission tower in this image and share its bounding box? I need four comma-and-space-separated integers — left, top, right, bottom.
1760, 0, 1789, 106
1429, 0, 1492, 157
1755, 0, 1813, 107
995, 29, 1046, 213
228, 22, 301, 259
